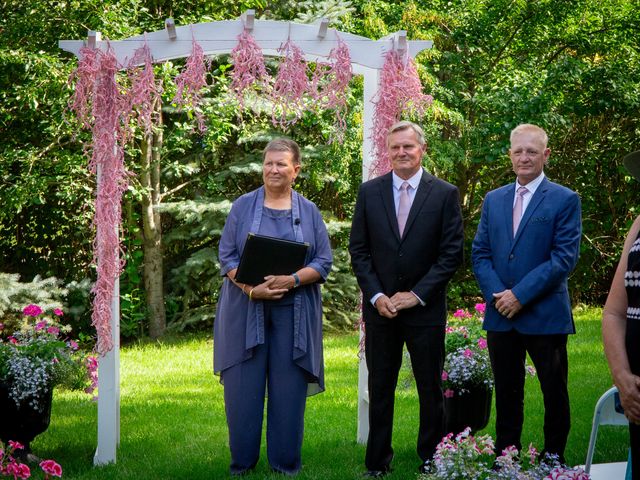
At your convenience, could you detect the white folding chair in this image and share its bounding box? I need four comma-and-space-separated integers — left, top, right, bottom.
584, 386, 631, 479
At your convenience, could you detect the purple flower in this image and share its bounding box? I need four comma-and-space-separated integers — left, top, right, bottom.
35, 321, 47, 331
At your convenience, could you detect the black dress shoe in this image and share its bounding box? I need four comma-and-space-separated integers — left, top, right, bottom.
418, 460, 431, 474
362, 466, 391, 477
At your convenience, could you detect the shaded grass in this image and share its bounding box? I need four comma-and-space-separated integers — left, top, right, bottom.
30, 307, 628, 478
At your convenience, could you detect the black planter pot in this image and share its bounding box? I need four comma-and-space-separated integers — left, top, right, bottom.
444, 385, 492, 435
0, 382, 53, 456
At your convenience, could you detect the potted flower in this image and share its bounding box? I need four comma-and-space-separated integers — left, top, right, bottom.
419, 427, 590, 479
442, 303, 494, 434
0, 304, 97, 461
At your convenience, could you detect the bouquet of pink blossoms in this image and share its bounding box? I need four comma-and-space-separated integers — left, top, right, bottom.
0, 305, 97, 411
443, 304, 493, 397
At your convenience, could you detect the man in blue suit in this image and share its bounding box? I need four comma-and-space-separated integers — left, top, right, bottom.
472, 123, 581, 463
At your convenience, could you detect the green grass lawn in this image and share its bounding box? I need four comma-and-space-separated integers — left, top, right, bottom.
31, 306, 628, 479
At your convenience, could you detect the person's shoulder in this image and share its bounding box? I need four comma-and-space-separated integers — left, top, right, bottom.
424, 172, 458, 192
359, 172, 391, 190
233, 188, 260, 208
295, 191, 320, 210
543, 178, 578, 197
484, 183, 514, 198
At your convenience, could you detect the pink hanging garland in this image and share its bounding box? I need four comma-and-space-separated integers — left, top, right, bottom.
271, 38, 308, 128
230, 29, 270, 112
371, 49, 433, 176
125, 42, 163, 137
173, 38, 209, 133
310, 36, 352, 143
69, 45, 131, 355
68, 46, 99, 131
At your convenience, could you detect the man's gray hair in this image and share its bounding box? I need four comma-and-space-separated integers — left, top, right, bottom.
387, 121, 426, 147
510, 124, 549, 148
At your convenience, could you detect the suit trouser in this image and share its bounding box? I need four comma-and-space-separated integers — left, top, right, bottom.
626, 318, 640, 480
222, 303, 307, 475
364, 321, 445, 470
487, 330, 570, 460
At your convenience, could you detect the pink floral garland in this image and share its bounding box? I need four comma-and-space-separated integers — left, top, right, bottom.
311, 36, 352, 143
69, 45, 130, 355
125, 42, 163, 136
271, 38, 308, 128
230, 29, 270, 112
173, 38, 209, 132
371, 49, 433, 176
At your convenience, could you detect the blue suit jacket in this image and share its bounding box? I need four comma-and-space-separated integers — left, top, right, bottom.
471, 177, 582, 334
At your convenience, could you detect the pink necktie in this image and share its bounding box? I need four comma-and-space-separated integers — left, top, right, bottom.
398, 182, 411, 236
513, 186, 528, 237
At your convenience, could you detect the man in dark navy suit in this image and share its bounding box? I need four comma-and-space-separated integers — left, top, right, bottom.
350, 121, 464, 477
472, 123, 581, 463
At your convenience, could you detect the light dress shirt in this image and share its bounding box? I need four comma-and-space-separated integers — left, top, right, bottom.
514, 172, 545, 219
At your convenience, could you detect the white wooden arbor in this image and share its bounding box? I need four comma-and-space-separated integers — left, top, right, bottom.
58, 12, 432, 466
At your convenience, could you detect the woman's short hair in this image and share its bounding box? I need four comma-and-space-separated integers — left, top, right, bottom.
262, 138, 301, 165
387, 121, 426, 147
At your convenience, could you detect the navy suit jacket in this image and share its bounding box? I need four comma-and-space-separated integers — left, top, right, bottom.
472, 177, 582, 334
349, 170, 464, 326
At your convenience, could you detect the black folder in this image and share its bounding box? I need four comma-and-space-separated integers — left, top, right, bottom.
235, 233, 309, 285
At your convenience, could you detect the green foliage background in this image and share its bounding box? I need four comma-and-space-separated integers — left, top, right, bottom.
0, 0, 639, 335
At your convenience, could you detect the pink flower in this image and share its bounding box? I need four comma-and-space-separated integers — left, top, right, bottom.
52, 358, 59, 364
453, 309, 467, 318
501, 445, 519, 457
441, 371, 448, 381
477, 337, 488, 350
22, 304, 43, 317
46, 326, 60, 336
528, 442, 539, 463
8, 336, 18, 345
69, 340, 79, 351
0, 322, 4, 331
86, 356, 98, 370
53, 308, 64, 316
475, 303, 486, 314
35, 321, 47, 331
5, 462, 19, 477
17, 463, 31, 479
40, 459, 63, 477
8, 441, 24, 450
545, 466, 590, 479
444, 389, 454, 398
463, 348, 474, 358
